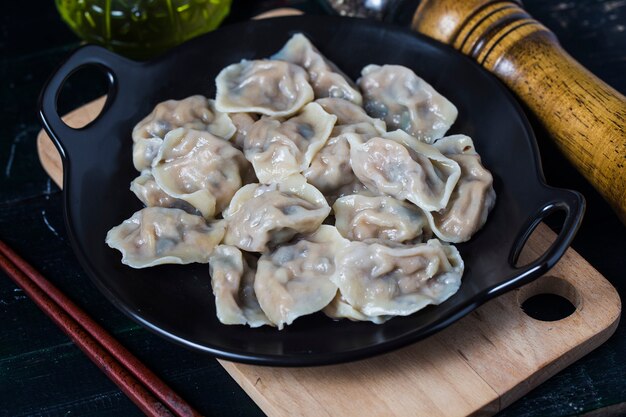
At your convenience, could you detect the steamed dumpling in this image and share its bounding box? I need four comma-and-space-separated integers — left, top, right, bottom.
304, 99, 385, 197
315, 98, 385, 135
358, 64, 457, 143
254, 225, 348, 329
209, 245, 272, 328
333, 194, 429, 243
132, 96, 236, 171
348, 134, 460, 212
426, 135, 496, 242
106, 35, 497, 329
304, 133, 359, 196
330, 122, 383, 137
132, 96, 236, 142
133, 138, 163, 173
105, 207, 225, 268
222, 175, 330, 252
244, 102, 336, 183
215, 59, 314, 117
152, 128, 250, 218
323, 292, 389, 324
130, 171, 200, 215
329, 181, 373, 206
272, 33, 362, 104
330, 239, 463, 317
229, 112, 259, 150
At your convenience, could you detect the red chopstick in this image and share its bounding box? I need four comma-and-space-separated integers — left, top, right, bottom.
0, 240, 203, 417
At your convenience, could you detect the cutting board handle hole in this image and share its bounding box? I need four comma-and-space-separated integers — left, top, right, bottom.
517, 275, 580, 321
56, 65, 109, 129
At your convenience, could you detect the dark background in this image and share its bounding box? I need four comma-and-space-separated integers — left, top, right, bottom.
1, 0, 625, 416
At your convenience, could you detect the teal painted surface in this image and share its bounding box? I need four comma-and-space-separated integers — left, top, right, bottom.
0, 1, 624, 416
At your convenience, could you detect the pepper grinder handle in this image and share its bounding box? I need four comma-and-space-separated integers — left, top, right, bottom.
409, 0, 626, 224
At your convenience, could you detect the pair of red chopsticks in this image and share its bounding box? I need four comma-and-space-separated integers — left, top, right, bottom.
0, 240, 202, 417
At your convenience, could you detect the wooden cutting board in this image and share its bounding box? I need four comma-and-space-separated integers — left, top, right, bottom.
36, 9, 621, 415
37, 96, 621, 417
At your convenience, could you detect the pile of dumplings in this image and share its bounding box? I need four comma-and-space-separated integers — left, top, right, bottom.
106, 34, 496, 329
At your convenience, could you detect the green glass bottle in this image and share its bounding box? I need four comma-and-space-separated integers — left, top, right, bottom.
56, 0, 232, 59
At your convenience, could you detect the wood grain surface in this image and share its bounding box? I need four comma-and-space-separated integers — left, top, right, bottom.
36, 93, 621, 417
413, 0, 626, 224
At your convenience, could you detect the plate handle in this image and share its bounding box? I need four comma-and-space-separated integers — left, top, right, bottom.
489, 188, 585, 296
37, 45, 139, 161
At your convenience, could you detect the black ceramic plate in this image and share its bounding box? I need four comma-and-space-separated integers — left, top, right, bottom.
39, 16, 584, 366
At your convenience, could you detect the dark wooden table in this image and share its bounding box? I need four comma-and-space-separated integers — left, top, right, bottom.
1, 1, 625, 416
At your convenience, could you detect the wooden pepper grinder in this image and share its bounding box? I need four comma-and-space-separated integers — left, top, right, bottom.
401, 0, 626, 223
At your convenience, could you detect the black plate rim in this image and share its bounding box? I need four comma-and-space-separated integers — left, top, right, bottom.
38, 15, 585, 366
